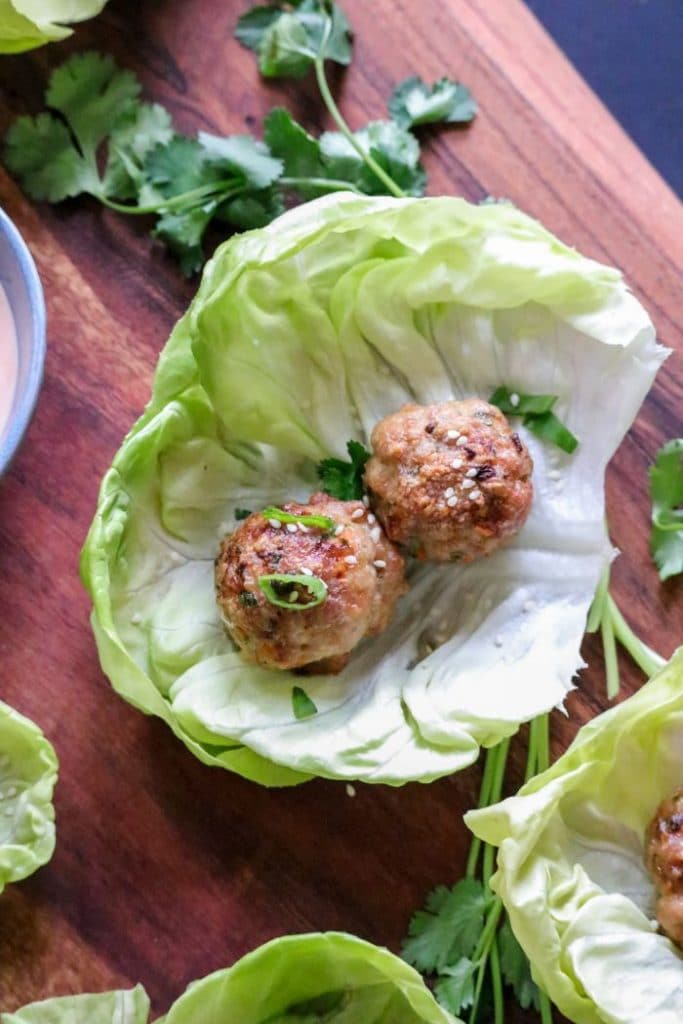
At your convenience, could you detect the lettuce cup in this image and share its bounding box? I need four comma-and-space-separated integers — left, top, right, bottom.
467, 648, 683, 1024
82, 193, 666, 785
0, 700, 57, 896
1, 932, 458, 1023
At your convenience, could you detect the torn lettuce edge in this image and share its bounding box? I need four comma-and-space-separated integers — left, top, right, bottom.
0, 700, 57, 894
1, 932, 457, 1023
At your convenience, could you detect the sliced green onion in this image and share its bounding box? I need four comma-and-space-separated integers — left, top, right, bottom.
489, 387, 557, 417
261, 507, 336, 532
524, 411, 579, 454
489, 387, 579, 454
258, 573, 328, 611
292, 685, 318, 720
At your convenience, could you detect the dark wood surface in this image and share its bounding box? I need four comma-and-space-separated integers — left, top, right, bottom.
0, 1, 681, 1020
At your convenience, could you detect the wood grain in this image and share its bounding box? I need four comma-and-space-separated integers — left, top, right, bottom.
0, 1, 681, 1021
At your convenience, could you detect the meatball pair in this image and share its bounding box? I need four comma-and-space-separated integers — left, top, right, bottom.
216, 399, 533, 672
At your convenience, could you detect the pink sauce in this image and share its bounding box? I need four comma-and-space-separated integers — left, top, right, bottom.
0, 285, 17, 441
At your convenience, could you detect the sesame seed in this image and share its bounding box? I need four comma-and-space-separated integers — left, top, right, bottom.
465, 468, 477, 478
456, 436, 469, 447
444, 487, 455, 498
462, 479, 475, 489
289, 591, 299, 602
286, 523, 298, 533
351, 508, 365, 520
373, 559, 386, 569
370, 526, 381, 543
346, 783, 357, 797
362, 495, 370, 507
344, 555, 358, 565
298, 523, 309, 533
494, 635, 504, 647
367, 513, 376, 525
447, 495, 458, 507
446, 429, 460, 441
523, 599, 536, 613
549, 469, 562, 481
268, 518, 281, 530
469, 489, 481, 500
170, 552, 183, 565
451, 458, 463, 469
335, 525, 344, 536
301, 567, 314, 576
510, 392, 520, 407
131, 613, 142, 626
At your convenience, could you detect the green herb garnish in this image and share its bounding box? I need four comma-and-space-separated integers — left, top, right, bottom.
317, 440, 371, 501
258, 573, 328, 611
649, 438, 683, 581
489, 386, 579, 454
234, 507, 253, 520
5, 2, 476, 274
388, 76, 477, 129
261, 507, 336, 532
291, 685, 318, 720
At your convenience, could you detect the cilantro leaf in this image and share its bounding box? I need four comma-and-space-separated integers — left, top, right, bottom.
218, 188, 285, 230
498, 919, 541, 1011
434, 957, 477, 1014
46, 51, 140, 155
259, 12, 315, 78
4, 113, 100, 201
236, 0, 352, 78
104, 102, 174, 198
317, 440, 370, 501
198, 132, 283, 189
292, 686, 318, 719
234, 4, 283, 51
401, 879, 489, 973
321, 120, 426, 196
389, 75, 477, 129
649, 438, 683, 580
264, 108, 326, 181
154, 205, 218, 277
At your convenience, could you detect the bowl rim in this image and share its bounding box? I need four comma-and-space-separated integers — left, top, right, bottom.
0, 206, 46, 476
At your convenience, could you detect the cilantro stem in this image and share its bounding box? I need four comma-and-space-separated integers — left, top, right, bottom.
606, 595, 665, 677
97, 179, 245, 216
465, 743, 498, 879
314, 16, 406, 199
586, 563, 610, 634
489, 936, 504, 1024
280, 175, 363, 194
468, 898, 503, 1024
539, 990, 554, 1024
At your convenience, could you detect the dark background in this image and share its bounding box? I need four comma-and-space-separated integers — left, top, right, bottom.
528, 0, 682, 195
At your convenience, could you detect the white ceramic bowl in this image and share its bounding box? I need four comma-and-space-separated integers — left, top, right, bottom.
0, 207, 46, 475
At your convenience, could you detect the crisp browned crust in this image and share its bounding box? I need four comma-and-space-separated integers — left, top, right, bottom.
215, 492, 406, 672
364, 399, 533, 563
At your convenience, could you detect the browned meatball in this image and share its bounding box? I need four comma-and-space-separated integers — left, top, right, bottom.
646, 788, 683, 947
215, 492, 406, 673
364, 399, 533, 563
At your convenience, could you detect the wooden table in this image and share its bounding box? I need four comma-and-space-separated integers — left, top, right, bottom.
0, 1, 681, 1020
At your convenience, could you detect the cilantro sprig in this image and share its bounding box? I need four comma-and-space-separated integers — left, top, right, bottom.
317, 440, 371, 501
649, 438, 683, 581
5, 2, 476, 274
403, 722, 554, 1023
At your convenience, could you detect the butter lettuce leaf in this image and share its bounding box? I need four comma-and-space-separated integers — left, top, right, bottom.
0, 0, 108, 53
82, 193, 666, 785
0, 700, 57, 896
467, 648, 683, 1024
2, 934, 456, 1024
